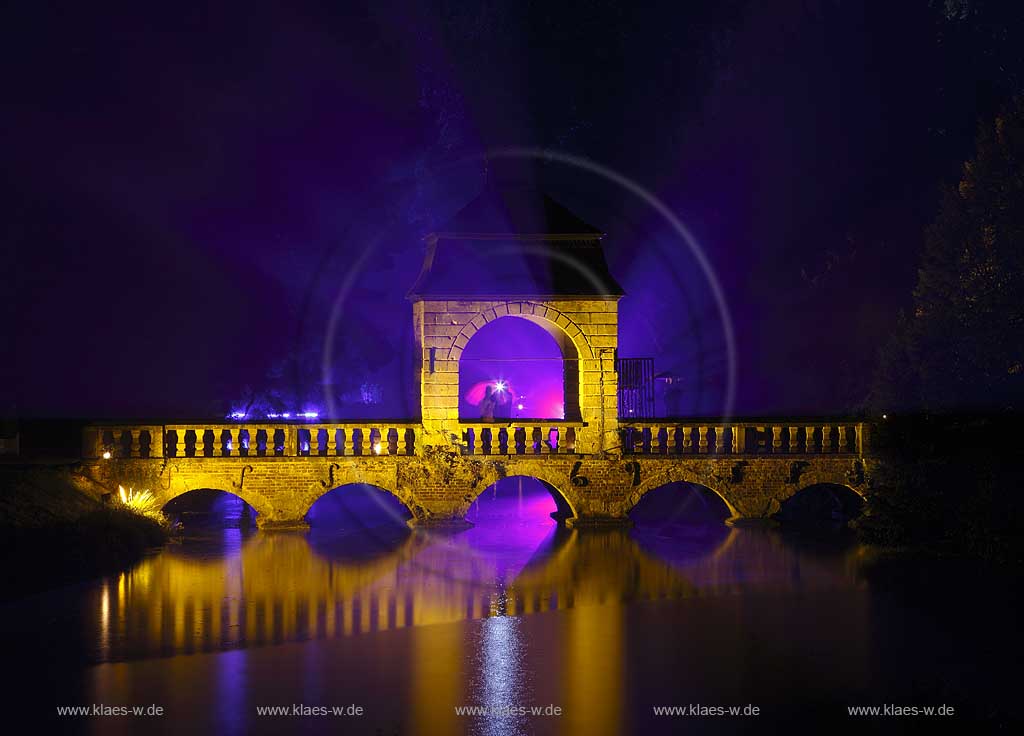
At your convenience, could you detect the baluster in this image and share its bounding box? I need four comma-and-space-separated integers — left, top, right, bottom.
514, 426, 526, 455
698, 426, 709, 454
346, 428, 358, 456
649, 426, 660, 454
837, 425, 848, 453
129, 430, 140, 458
665, 426, 677, 454
756, 426, 768, 453
566, 427, 577, 453
732, 425, 744, 454
532, 426, 542, 454
856, 423, 869, 455
145, 428, 159, 458
326, 428, 338, 456
822, 425, 833, 453
682, 426, 693, 453
804, 425, 817, 453
216, 429, 229, 457
788, 426, 799, 453
546, 427, 558, 454
771, 426, 782, 453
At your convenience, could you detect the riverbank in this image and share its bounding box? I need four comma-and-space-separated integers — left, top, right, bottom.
0, 464, 168, 601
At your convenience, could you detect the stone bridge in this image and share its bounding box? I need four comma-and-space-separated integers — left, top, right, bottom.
79, 186, 879, 528
80, 418, 876, 529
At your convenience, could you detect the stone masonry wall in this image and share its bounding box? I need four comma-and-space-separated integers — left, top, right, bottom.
81, 453, 879, 529
413, 298, 621, 453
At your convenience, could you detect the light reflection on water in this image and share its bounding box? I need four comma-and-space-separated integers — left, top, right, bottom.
6, 482, 1017, 734
78, 520, 865, 663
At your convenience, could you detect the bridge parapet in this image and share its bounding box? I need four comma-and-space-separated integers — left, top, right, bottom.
83, 422, 423, 460
460, 421, 587, 455
618, 421, 870, 456
82, 419, 871, 460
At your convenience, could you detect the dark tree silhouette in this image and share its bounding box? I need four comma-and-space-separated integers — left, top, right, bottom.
872, 98, 1024, 412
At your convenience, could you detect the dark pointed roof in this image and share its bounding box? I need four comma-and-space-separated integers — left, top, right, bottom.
433, 186, 602, 237
408, 185, 624, 300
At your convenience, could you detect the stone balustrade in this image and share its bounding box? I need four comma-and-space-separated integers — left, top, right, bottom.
458, 422, 585, 455
618, 421, 869, 456
84, 425, 165, 459
83, 420, 870, 460
83, 423, 421, 459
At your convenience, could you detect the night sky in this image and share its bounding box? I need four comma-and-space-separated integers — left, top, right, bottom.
4, 1, 1023, 419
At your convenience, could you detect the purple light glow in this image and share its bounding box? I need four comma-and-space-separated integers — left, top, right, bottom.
460, 317, 564, 419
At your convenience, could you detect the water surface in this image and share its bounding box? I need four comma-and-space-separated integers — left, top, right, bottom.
3, 484, 1019, 734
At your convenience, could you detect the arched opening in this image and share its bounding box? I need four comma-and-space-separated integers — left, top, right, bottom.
630, 482, 732, 527
468, 476, 574, 527
774, 483, 865, 531
453, 477, 571, 581
628, 482, 732, 562
305, 483, 412, 533
458, 316, 579, 421
162, 489, 257, 531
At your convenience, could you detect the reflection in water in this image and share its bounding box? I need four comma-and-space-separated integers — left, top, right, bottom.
80, 517, 869, 663
9, 481, 1016, 734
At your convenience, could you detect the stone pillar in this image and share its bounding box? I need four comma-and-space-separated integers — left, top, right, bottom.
804, 426, 817, 453
697, 426, 709, 454
822, 426, 833, 453
326, 428, 338, 456
837, 425, 848, 453
788, 426, 799, 453
771, 426, 783, 453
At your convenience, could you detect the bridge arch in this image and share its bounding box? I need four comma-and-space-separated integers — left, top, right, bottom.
792, 468, 868, 499
776, 482, 865, 527
625, 469, 739, 520
160, 487, 267, 524
469, 474, 577, 524
305, 481, 415, 528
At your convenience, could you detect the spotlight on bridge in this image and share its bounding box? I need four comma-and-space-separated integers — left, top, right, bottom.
373, 442, 383, 455
102, 451, 112, 460
494, 381, 506, 392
